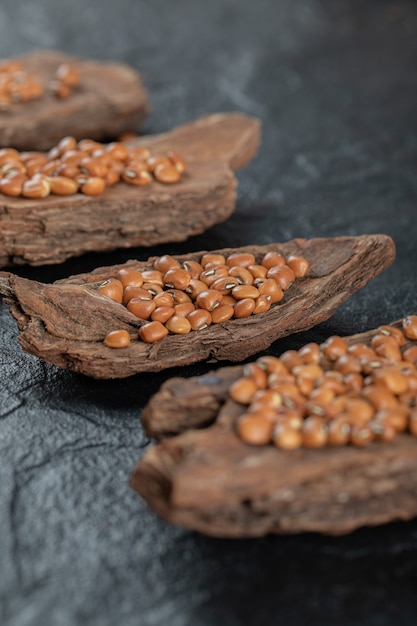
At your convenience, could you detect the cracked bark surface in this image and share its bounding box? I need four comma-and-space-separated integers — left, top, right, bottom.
0, 234, 395, 378
0, 49, 150, 150
0, 112, 260, 267
132, 320, 417, 538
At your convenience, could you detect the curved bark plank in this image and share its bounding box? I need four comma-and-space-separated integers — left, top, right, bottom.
0, 235, 395, 378
0, 49, 150, 150
132, 320, 417, 537
0, 112, 260, 267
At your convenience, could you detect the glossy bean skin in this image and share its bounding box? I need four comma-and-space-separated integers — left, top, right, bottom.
104, 329, 131, 348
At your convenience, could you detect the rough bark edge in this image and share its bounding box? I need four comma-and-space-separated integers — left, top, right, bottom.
131, 319, 417, 537
0, 235, 395, 378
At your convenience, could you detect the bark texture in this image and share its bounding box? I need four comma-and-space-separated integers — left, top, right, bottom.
0, 234, 395, 378
0, 112, 260, 267
132, 320, 417, 537
0, 49, 150, 150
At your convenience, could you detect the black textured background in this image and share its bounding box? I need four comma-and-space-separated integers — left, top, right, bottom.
1, 1, 417, 625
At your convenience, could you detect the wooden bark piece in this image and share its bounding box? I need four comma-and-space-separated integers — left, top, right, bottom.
0, 112, 260, 267
132, 321, 417, 537
0, 49, 150, 150
0, 235, 395, 378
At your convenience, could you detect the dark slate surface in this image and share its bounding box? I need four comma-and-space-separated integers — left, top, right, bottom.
1, 0, 417, 624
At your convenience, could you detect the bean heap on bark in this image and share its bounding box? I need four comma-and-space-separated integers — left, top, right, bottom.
0, 136, 186, 198
97, 251, 309, 347
228, 316, 417, 450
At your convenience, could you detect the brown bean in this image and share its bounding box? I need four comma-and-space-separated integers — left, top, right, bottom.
266, 264, 295, 290
153, 254, 181, 273
141, 270, 164, 287
80, 177, 106, 195
200, 253, 226, 268
298, 342, 321, 364
286, 255, 309, 278
196, 289, 223, 311
142, 282, 163, 296
247, 264, 268, 279
378, 325, 406, 346
146, 156, 171, 172
292, 364, 324, 380
122, 166, 152, 186
123, 286, 152, 304
154, 163, 181, 183
210, 276, 240, 294
251, 389, 283, 409
261, 252, 286, 269
227, 266, 254, 286
183, 260, 204, 278
373, 366, 409, 395
403, 346, 417, 364
229, 377, 258, 404
211, 304, 235, 324
403, 316, 417, 340
167, 151, 187, 173
117, 268, 144, 289
302, 416, 328, 447
56, 63, 80, 87
103, 329, 131, 349
321, 336, 348, 361
47, 176, 78, 195
362, 385, 399, 411
0, 176, 23, 196
166, 289, 192, 304
0, 148, 19, 166
256, 356, 289, 376
257, 279, 284, 303
237, 414, 273, 446
139, 321, 169, 343
280, 350, 303, 371
226, 252, 255, 268
127, 298, 156, 320
163, 268, 191, 290
231, 285, 260, 300
165, 315, 192, 334
273, 424, 302, 449
22, 177, 50, 198
105, 142, 130, 161
174, 303, 195, 318
185, 279, 209, 299
243, 363, 268, 389
350, 425, 374, 447
187, 309, 212, 331
153, 292, 174, 307
327, 418, 351, 446
58, 136, 78, 153
334, 354, 361, 375
200, 266, 229, 286
375, 408, 408, 433
253, 295, 272, 315
233, 298, 256, 318
97, 278, 124, 303
151, 306, 175, 324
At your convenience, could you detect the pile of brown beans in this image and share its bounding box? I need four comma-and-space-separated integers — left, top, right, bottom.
99, 251, 309, 347
0, 136, 187, 198
47, 63, 80, 99
228, 316, 417, 449
0, 60, 43, 110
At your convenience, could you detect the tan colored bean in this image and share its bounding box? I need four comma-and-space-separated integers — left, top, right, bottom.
256, 356, 289, 376
200, 253, 226, 268
280, 350, 303, 371
22, 177, 50, 198
105, 142, 129, 161
261, 252, 286, 269
174, 303, 195, 318
247, 264, 268, 279
0, 148, 19, 166
231, 285, 260, 300
139, 321, 169, 343
211, 304, 235, 324
298, 343, 321, 365
292, 364, 324, 380
165, 315, 192, 334
117, 268, 144, 289
253, 295, 271, 315
210, 276, 240, 294
151, 306, 175, 324
375, 408, 408, 433
266, 264, 295, 290
321, 336, 348, 361
103, 329, 131, 349
166, 289, 192, 304
153, 292, 174, 307
350, 425, 374, 447
403, 316, 417, 340
373, 366, 409, 395
334, 354, 361, 375
226, 252, 255, 268
403, 346, 417, 364
196, 289, 223, 311
153, 254, 181, 273
227, 266, 254, 285
167, 151, 187, 173
371, 335, 402, 362
122, 166, 152, 186
257, 278, 284, 303
237, 414, 273, 445
362, 385, 399, 411
154, 163, 181, 183
200, 265, 229, 286
273, 424, 302, 449
185, 278, 208, 299
187, 309, 212, 331
343, 372, 364, 393
141, 270, 164, 287
142, 282, 163, 296
0, 176, 23, 196
286, 255, 309, 278
183, 260, 204, 278
233, 298, 256, 318
80, 177, 106, 195
229, 377, 258, 404
127, 298, 156, 320
47, 176, 78, 195
243, 363, 268, 390
163, 268, 191, 290
251, 389, 283, 409
97, 278, 124, 303
378, 325, 406, 346
327, 417, 351, 446
123, 286, 152, 304
302, 416, 328, 447
147, 156, 172, 172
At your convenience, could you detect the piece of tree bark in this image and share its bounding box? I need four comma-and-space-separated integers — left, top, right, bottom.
0, 49, 150, 150
0, 235, 395, 378
132, 320, 417, 537
0, 112, 260, 267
